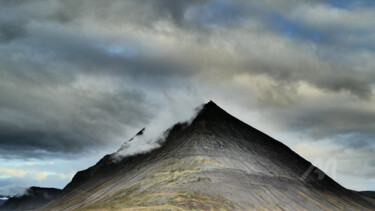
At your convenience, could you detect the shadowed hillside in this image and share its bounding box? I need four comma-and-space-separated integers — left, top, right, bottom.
41, 101, 375, 210
0, 187, 61, 211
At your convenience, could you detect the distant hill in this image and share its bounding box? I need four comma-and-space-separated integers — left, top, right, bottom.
0, 187, 61, 211
360, 191, 375, 205
361, 191, 375, 199
0, 195, 10, 207
42, 101, 374, 210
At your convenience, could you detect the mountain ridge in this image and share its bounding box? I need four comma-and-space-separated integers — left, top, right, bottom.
41, 101, 375, 210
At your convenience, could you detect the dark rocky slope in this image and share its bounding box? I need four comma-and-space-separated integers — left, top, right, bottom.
41, 101, 375, 210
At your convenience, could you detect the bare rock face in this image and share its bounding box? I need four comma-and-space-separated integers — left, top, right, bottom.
0, 187, 61, 211
41, 101, 374, 210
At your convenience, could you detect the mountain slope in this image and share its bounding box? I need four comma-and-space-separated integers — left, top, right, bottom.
0, 195, 10, 207
0, 187, 61, 211
41, 101, 374, 210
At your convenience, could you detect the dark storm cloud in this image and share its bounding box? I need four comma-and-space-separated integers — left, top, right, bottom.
0, 0, 207, 158
0, 21, 27, 43
0, 0, 374, 166
2, 0, 374, 96
0, 68, 153, 158
48, 0, 209, 26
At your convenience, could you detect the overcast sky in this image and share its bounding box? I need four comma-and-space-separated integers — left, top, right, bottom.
1, 0, 375, 195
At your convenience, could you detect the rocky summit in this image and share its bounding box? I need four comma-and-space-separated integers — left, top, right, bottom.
41, 101, 374, 210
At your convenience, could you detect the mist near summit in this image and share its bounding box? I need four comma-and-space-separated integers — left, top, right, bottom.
112, 103, 204, 160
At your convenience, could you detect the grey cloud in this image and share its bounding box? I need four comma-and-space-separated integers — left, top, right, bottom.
2, 0, 374, 98
244, 59, 373, 100
337, 156, 375, 179
0, 178, 28, 196
0, 0, 374, 191
276, 104, 375, 151
0, 69, 153, 158
291, 108, 375, 134
0, 175, 68, 196
50, 0, 209, 26
0, 21, 28, 43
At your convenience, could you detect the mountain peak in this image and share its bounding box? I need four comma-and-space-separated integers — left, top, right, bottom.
205, 100, 217, 107
42, 102, 375, 210
201, 100, 220, 111
193, 100, 233, 123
